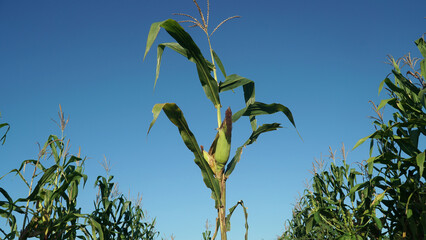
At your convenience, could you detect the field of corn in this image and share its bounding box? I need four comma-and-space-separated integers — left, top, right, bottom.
1, 0, 425, 239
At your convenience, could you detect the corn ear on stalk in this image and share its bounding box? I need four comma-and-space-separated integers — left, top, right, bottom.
204, 108, 232, 173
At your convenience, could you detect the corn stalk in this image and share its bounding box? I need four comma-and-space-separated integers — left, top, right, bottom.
144, 1, 297, 239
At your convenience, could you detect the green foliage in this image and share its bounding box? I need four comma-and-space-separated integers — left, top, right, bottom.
144, 1, 297, 239
0, 134, 90, 240
282, 36, 426, 240
281, 147, 383, 240
89, 175, 158, 240
144, 1, 298, 238
355, 37, 426, 239
0, 107, 158, 240
0, 112, 10, 145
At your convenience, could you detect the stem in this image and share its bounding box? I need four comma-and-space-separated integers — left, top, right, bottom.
218, 171, 227, 240
206, 34, 222, 128
207, 36, 218, 84
207, 27, 226, 239
216, 106, 222, 128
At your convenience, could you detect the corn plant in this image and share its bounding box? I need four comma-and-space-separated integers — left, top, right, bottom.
282, 36, 425, 240
0, 106, 158, 240
144, 1, 297, 239
89, 165, 158, 240
280, 146, 384, 240
353, 36, 426, 239
0, 107, 91, 239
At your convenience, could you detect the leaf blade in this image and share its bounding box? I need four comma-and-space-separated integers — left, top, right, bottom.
225, 123, 282, 177
147, 103, 221, 207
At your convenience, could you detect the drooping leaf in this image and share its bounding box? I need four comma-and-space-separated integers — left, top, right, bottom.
144, 19, 220, 107
225, 123, 281, 177
232, 102, 296, 129
144, 21, 163, 61
0, 122, 10, 145
155, 42, 215, 91
378, 78, 387, 95
220, 74, 256, 130
225, 200, 248, 240
219, 74, 255, 92
147, 103, 221, 208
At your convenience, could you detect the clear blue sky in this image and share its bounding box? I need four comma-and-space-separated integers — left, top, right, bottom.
1, 0, 425, 239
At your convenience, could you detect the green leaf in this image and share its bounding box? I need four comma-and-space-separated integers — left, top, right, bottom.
220, 74, 256, 130
225, 200, 249, 239
225, 123, 281, 177
406, 208, 413, 219
147, 103, 221, 208
232, 102, 296, 128
378, 78, 387, 95
144, 19, 220, 107
305, 215, 314, 234
372, 216, 383, 230
144, 21, 163, 61
370, 190, 386, 209
377, 98, 395, 110
0, 122, 10, 145
155, 42, 215, 91
420, 59, 426, 80
352, 132, 375, 150
392, 70, 419, 95
415, 37, 426, 58
89, 217, 104, 240
349, 181, 369, 196
219, 74, 253, 93
418, 88, 426, 109
212, 50, 227, 78
416, 151, 425, 177
17, 165, 58, 202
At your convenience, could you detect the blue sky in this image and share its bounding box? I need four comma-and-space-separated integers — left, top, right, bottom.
1, 0, 425, 239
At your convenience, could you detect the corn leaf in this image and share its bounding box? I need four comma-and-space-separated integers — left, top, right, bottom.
220, 74, 256, 130
155, 42, 215, 91
416, 151, 425, 177
225, 200, 248, 240
212, 50, 227, 78
415, 37, 426, 58
232, 102, 296, 129
144, 19, 220, 107
352, 132, 375, 150
0, 122, 10, 145
148, 103, 221, 208
418, 88, 426, 109
225, 123, 281, 177
20, 165, 58, 201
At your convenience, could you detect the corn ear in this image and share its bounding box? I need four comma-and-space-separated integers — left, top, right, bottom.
213, 108, 232, 172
